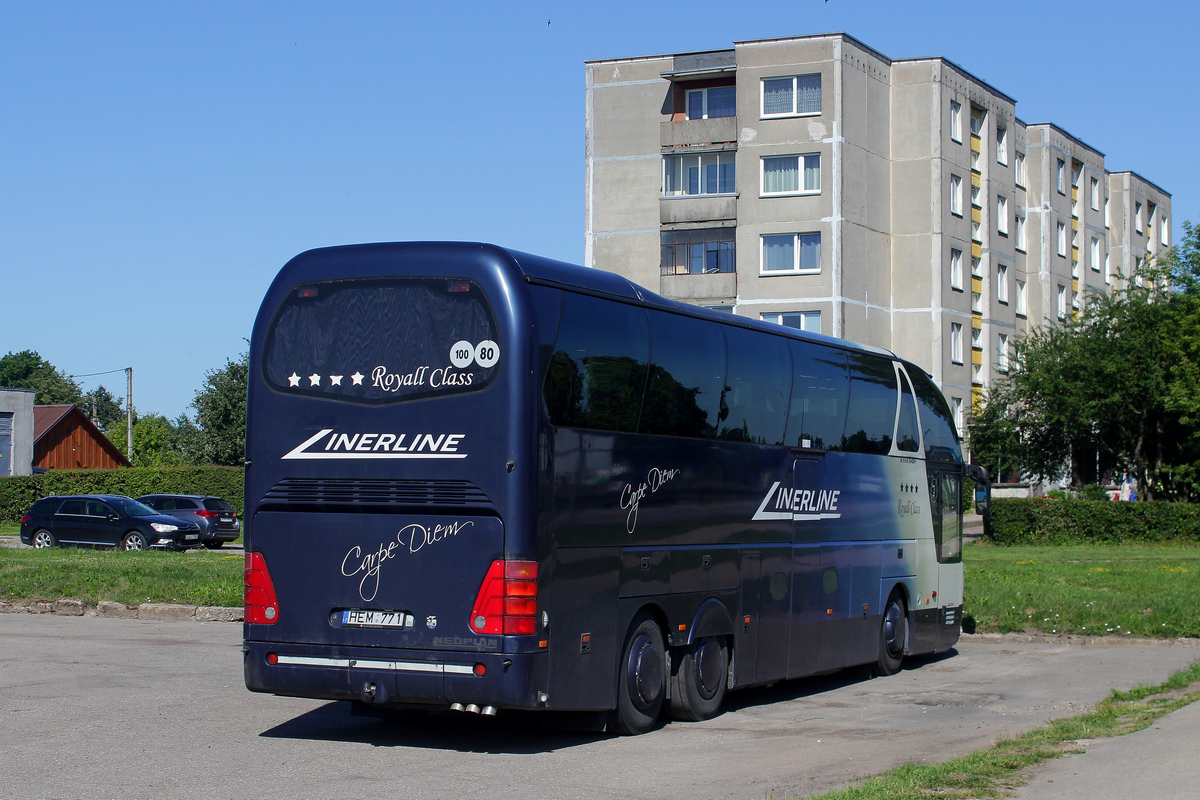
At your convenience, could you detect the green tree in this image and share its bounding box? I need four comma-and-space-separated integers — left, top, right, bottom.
82, 385, 125, 433
0, 350, 83, 405
129, 414, 183, 467
191, 352, 248, 466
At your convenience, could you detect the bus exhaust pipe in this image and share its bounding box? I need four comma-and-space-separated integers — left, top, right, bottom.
464, 704, 481, 714
450, 703, 465, 712
481, 705, 497, 717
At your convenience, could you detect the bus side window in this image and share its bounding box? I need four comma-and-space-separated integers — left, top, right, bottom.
843, 352, 898, 455
718, 327, 790, 445
544, 292, 650, 433
907, 367, 963, 463
895, 367, 921, 453
641, 311, 726, 439
785, 342, 848, 451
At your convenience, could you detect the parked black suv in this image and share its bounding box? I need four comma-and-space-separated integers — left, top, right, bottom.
137, 495, 241, 549
19, 495, 203, 551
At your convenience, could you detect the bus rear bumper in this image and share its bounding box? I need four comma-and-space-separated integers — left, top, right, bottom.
243, 640, 545, 710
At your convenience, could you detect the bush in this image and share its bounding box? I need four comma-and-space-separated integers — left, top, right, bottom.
988, 496, 1200, 544
0, 467, 243, 522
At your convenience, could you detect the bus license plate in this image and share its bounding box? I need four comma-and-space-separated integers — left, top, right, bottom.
341, 609, 413, 628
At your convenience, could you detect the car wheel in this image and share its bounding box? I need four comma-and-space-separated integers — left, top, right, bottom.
668, 635, 729, 721
203, 541, 223, 550
874, 592, 908, 676
121, 531, 149, 551
32, 529, 57, 549
607, 612, 666, 735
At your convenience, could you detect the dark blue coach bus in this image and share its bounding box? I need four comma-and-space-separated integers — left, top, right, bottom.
244, 242, 982, 734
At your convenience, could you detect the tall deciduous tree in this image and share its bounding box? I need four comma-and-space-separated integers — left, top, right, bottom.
0, 350, 83, 405
191, 352, 248, 466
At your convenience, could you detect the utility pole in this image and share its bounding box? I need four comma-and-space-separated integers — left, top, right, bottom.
126, 367, 133, 458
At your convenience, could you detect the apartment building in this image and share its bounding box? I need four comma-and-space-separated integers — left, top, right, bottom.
584, 33, 1171, 434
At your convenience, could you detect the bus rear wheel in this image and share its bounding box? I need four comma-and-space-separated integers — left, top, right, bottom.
607, 613, 665, 735
668, 635, 728, 721
874, 593, 907, 676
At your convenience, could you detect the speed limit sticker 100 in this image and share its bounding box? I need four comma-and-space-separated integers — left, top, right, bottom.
449, 340, 500, 370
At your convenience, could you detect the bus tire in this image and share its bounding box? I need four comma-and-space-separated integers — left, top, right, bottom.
874, 592, 907, 676
607, 613, 666, 735
668, 635, 728, 721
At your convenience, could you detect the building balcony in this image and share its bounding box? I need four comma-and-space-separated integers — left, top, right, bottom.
661, 117, 738, 148
660, 195, 737, 224
660, 271, 737, 302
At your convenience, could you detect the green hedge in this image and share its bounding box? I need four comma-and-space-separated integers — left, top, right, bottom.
988, 497, 1200, 544
0, 467, 243, 522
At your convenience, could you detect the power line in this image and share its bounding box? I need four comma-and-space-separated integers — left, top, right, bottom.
69, 368, 128, 378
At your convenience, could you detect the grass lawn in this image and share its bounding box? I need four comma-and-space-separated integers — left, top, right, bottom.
964, 541, 1200, 638
0, 547, 243, 607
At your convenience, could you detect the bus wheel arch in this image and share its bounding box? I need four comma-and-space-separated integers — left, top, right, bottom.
873, 588, 909, 676
607, 610, 667, 736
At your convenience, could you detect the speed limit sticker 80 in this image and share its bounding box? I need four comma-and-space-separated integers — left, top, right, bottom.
450, 340, 500, 369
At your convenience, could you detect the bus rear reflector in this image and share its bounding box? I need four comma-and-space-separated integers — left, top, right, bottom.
244, 552, 280, 624
469, 560, 538, 636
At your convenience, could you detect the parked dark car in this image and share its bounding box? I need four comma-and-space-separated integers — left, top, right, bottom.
19, 495, 203, 551
136, 494, 241, 549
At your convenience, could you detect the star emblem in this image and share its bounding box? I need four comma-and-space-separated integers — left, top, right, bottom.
351, 371, 364, 385
308, 373, 321, 386
329, 375, 343, 386
287, 372, 300, 387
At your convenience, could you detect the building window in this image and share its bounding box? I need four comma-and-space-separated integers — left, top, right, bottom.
1090, 237, 1100, 272
1090, 177, 1099, 210
950, 174, 963, 216
950, 100, 962, 142
761, 311, 821, 333
972, 221, 982, 243
1057, 222, 1067, 257
1016, 280, 1027, 316
997, 127, 1008, 165
950, 248, 963, 291
1162, 216, 1171, 246
970, 184, 981, 207
686, 86, 736, 120
1015, 215, 1027, 251
1105, 252, 1112, 285
972, 362, 982, 385
1105, 196, 1111, 228
663, 152, 735, 197
951, 322, 963, 364
1135, 202, 1143, 233
761, 233, 821, 274
762, 74, 821, 117
997, 195, 1009, 235
660, 227, 736, 275
1056, 159, 1066, 194
997, 333, 1010, 372
971, 291, 982, 313
1071, 162, 1083, 188
971, 325, 982, 350
952, 397, 964, 432
1015, 152, 1026, 187
997, 264, 1009, 304
971, 255, 981, 277
1057, 285, 1067, 318
970, 106, 985, 135
761, 154, 820, 195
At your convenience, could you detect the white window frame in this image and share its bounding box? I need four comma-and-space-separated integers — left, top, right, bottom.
997, 263, 1009, 304
971, 325, 982, 350
686, 86, 736, 120
1016, 280, 1027, 316
1162, 216, 1171, 246
971, 255, 982, 277
1090, 177, 1099, 210
662, 151, 736, 197
1105, 252, 1112, 285
1015, 152, 1026, 187
950, 174, 963, 216
1057, 222, 1067, 257
1057, 285, 1067, 318
972, 362, 982, 385
760, 232, 822, 275
997, 333, 1010, 372
761, 310, 821, 333
760, 154, 821, 196
952, 397, 964, 432
1015, 215, 1027, 251
1056, 159, 1066, 194
950, 248, 963, 291
1090, 237, 1100, 272
1135, 202, 1143, 233
971, 291, 982, 313
997, 195, 1009, 235
996, 127, 1008, 165
1105, 196, 1111, 228
951, 322, 963, 364
761, 74, 822, 118
950, 100, 962, 142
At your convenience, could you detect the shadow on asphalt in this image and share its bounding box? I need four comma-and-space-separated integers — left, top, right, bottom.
258, 648, 960, 752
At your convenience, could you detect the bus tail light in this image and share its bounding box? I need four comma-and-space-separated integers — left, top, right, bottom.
469, 560, 538, 635
245, 552, 280, 624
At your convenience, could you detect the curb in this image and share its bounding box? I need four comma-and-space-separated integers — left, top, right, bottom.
0, 599, 242, 622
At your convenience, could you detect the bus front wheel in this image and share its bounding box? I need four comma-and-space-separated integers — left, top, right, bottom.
608, 613, 665, 735
668, 635, 728, 721
874, 593, 907, 676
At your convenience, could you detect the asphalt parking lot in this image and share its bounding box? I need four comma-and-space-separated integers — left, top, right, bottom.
1, 613, 1196, 800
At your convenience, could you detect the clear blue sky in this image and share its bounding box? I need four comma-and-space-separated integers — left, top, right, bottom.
3, 1, 1196, 419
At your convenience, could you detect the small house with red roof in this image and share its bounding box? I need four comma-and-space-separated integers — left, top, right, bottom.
33, 404, 131, 470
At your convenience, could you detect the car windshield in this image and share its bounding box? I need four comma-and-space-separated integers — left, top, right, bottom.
108, 497, 159, 517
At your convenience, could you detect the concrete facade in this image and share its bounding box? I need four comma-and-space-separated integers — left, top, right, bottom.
584, 33, 1172, 437
0, 388, 35, 477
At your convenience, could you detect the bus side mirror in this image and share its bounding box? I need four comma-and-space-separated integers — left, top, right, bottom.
966, 465, 992, 518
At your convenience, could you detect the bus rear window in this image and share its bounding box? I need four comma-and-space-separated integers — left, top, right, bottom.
263, 277, 500, 404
